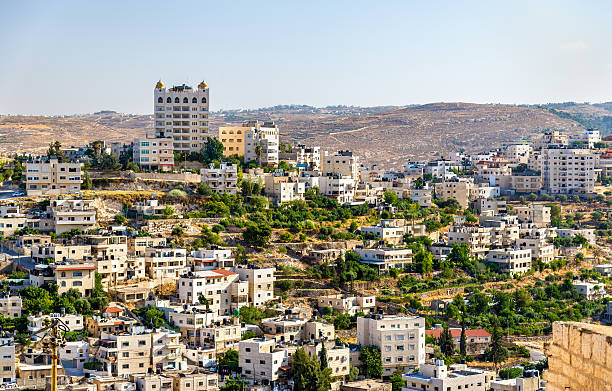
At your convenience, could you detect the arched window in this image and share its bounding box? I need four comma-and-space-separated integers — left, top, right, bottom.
183, 97, 188, 103
175, 97, 180, 103
202, 97, 207, 104
166, 97, 171, 103
192, 97, 197, 103
158, 97, 163, 103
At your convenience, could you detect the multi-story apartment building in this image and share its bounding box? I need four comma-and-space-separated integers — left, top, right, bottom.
321, 150, 360, 180
510, 173, 542, 193
59, 340, 90, 371
304, 341, 350, 379
28, 313, 84, 333
354, 247, 413, 272
177, 269, 248, 315
447, 226, 491, 259
235, 266, 275, 307
295, 144, 321, 171
541, 148, 596, 194
135, 371, 219, 391
219, 120, 280, 165
29, 262, 96, 296
86, 312, 139, 338
47, 199, 97, 234
0, 295, 22, 318
0, 204, 27, 236
504, 144, 532, 165
0, 336, 16, 385
198, 322, 242, 353
245, 121, 280, 165
239, 338, 287, 385
96, 327, 184, 377
357, 315, 426, 376
486, 248, 532, 275
434, 178, 474, 209
154, 80, 210, 154
200, 163, 238, 194
515, 237, 555, 263
188, 247, 235, 271
133, 135, 174, 171
25, 158, 83, 196
128, 236, 167, 257
402, 362, 494, 391
317, 175, 356, 204
30, 243, 92, 263
316, 294, 376, 315
145, 247, 187, 279
264, 174, 306, 205
85, 235, 129, 284
514, 203, 551, 227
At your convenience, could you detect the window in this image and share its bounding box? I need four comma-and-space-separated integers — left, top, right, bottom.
183, 97, 188, 103
192, 97, 197, 103
158, 97, 163, 103
73, 271, 82, 277
202, 97, 207, 103
175, 97, 180, 103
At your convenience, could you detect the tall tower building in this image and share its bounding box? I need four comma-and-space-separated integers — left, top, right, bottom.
154, 80, 210, 154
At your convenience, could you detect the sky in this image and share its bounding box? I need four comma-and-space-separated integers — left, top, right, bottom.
1, 1, 611, 115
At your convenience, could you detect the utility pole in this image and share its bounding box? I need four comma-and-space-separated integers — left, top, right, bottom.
41, 316, 69, 391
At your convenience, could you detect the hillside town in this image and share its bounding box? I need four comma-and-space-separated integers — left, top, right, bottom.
0, 80, 610, 391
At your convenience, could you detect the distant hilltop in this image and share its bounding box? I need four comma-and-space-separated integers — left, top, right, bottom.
2, 101, 610, 168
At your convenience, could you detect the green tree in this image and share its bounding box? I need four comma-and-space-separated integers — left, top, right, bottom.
389, 371, 406, 391
243, 222, 272, 248
82, 171, 92, 190
486, 318, 509, 373
438, 324, 455, 357
292, 347, 333, 391
201, 137, 225, 164
359, 346, 382, 378
383, 191, 399, 205
414, 249, 433, 276
241, 330, 258, 340
218, 350, 240, 374
114, 214, 127, 225
459, 318, 467, 357
319, 343, 328, 369
220, 376, 245, 391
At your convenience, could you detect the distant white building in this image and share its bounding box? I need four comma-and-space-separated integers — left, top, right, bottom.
133, 135, 174, 171
60, 340, 90, 371
25, 158, 83, 196
486, 248, 532, 275
572, 280, 606, 300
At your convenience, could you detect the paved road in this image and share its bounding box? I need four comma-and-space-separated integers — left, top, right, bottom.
0, 247, 36, 270
0, 186, 25, 200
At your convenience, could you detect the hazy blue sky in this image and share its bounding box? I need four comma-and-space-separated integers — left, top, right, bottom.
1, 1, 611, 115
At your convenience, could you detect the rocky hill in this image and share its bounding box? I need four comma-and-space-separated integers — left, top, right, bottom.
0, 103, 585, 168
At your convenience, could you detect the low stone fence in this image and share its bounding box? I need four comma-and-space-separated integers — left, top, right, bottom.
130, 172, 201, 183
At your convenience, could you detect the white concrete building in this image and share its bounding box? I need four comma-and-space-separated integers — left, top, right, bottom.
47, 199, 97, 235
0, 295, 21, 319
239, 338, 287, 384
200, 162, 238, 194
0, 336, 15, 385
60, 340, 90, 371
486, 248, 532, 275
177, 269, 247, 315
572, 280, 606, 300
242, 121, 280, 165
316, 294, 376, 315
133, 135, 174, 171
28, 314, 84, 334
318, 176, 356, 204
235, 266, 276, 307
357, 315, 426, 376
144, 247, 187, 279
321, 150, 360, 180
402, 361, 494, 391
25, 158, 83, 196
541, 148, 596, 194
505, 144, 532, 165
354, 247, 413, 272
264, 173, 306, 205
189, 247, 235, 271
154, 80, 210, 154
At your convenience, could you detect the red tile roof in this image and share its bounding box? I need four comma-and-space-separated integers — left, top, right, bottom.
54, 265, 96, 271
104, 306, 123, 314
426, 328, 491, 339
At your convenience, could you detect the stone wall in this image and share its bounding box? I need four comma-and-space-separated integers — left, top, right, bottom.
130, 172, 201, 183
544, 321, 612, 391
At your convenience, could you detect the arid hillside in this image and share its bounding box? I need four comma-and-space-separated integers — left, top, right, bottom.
0, 103, 584, 168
